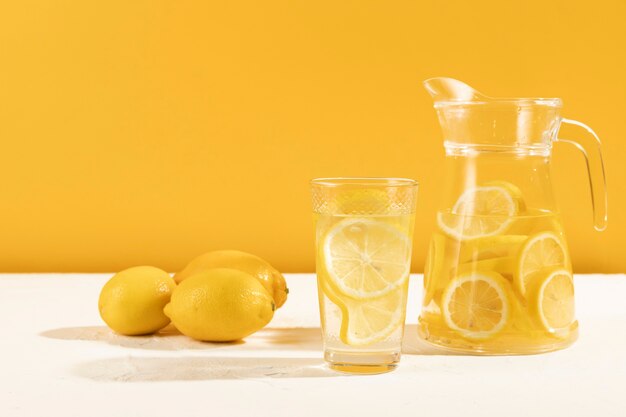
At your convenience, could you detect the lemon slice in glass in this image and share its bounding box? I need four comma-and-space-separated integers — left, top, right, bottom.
437, 182, 523, 241
339, 287, 405, 346
442, 271, 511, 340
529, 269, 575, 334
319, 277, 405, 347
323, 218, 411, 299
515, 231, 568, 297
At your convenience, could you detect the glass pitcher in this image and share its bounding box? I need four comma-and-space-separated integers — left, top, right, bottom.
418, 78, 607, 354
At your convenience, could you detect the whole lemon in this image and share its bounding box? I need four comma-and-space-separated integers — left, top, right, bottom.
174, 250, 288, 308
165, 268, 275, 342
98, 266, 176, 336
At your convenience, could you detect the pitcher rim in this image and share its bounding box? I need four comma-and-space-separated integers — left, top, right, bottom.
433, 98, 562, 108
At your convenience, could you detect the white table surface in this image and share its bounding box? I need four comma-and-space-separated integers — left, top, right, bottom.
1, 273, 625, 417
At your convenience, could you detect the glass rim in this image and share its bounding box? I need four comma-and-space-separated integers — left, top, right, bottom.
310, 177, 418, 188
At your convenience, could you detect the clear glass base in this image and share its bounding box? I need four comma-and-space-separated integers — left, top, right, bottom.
417, 320, 579, 355
324, 349, 400, 374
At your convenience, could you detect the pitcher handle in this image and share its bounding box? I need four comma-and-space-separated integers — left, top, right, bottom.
555, 118, 608, 231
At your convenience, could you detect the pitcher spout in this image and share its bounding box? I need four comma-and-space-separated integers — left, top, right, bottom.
423, 77, 488, 104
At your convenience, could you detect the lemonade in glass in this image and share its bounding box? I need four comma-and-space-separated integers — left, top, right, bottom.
311, 178, 418, 373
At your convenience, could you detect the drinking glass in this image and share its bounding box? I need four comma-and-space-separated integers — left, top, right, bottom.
311, 178, 418, 373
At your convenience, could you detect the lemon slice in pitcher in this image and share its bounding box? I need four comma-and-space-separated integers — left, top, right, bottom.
437, 182, 523, 241
483, 180, 526, 213
456, 256, 515, 276
458, 234, 528, 262
423, 233, 446, 305
529, 268, 575, 333
442, 271, 511, 339
323, 218, 411, 299
515, 231, 568, 296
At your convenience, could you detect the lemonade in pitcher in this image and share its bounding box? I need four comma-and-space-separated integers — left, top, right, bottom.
418, 78, 607, 354
419, 182, 577, 353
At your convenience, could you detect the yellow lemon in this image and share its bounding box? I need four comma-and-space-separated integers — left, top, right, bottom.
174, 250, 288, 308
442, 271, 511, 340
164, 268, 275, 342
98, 266, 176, 336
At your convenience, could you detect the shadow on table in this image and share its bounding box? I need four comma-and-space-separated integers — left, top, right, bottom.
42, 324, 464, 355
74, 356, 338, 381
40, 325, 322, 352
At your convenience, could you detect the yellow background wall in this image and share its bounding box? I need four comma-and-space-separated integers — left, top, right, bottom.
0, 1, 624, 273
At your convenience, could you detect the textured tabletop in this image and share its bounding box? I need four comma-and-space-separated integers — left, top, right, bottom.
1, 273, 625, 417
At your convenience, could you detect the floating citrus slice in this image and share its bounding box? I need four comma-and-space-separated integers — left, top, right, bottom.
483, 180, 526, 213
437, 182, 523, 240
529, 269, 576, 334
339, 287, 405, 346
423, 233, 445, 305
323, 218, 411, 299
319, 278, 405, 346
515, 231, 568, 296
456, 256, 515, 276
459, 234, 528, 262
442, 271, 511, 339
